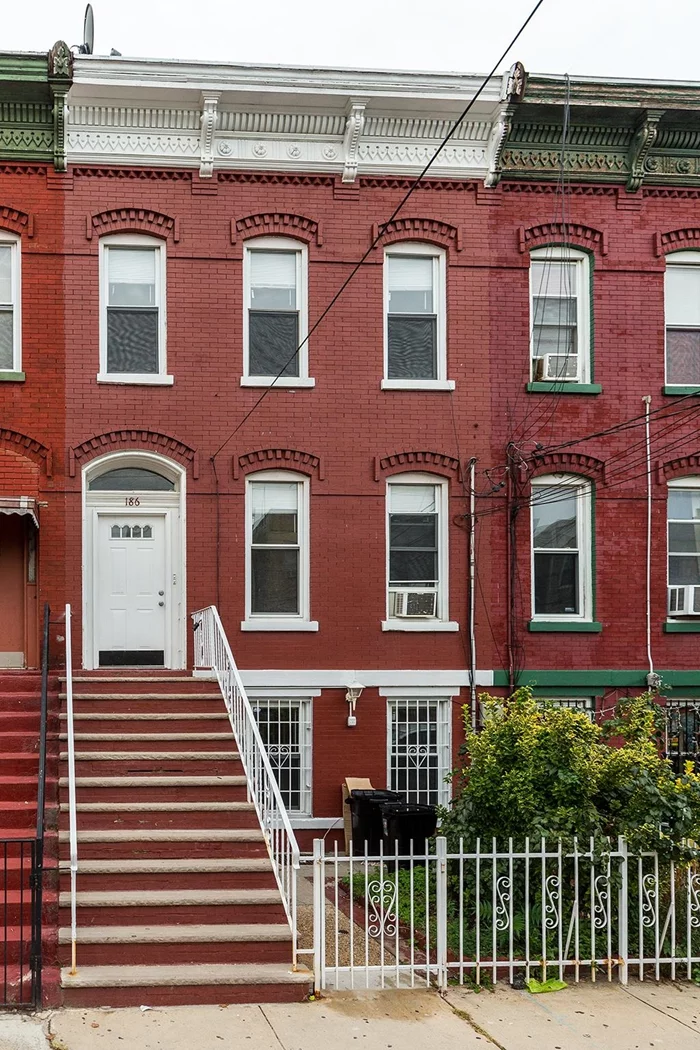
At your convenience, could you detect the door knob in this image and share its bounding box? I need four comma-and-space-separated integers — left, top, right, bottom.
158, 601, 165, 607
158, 591, 164, 596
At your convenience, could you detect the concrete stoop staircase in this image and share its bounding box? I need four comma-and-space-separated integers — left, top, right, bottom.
0, 671, 59, 1006
57, 673, 310, 1006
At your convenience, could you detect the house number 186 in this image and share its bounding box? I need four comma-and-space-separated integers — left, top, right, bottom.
124, 497, 141, 506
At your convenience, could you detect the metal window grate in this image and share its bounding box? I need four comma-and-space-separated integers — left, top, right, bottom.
251, 698, 312, 815
387, 697, 450, 806
664, 699, 700, 774
542, 696, 596, 720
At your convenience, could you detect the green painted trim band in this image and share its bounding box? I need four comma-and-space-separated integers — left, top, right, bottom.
663, 385, 700, 396
492, 670, 700, 687
0, 371, 25, 382
664, 622, 700, 633
526, 382, 602, 395
528, 621, 603, 633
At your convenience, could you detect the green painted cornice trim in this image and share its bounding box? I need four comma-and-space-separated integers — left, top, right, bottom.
528, 621, 602, 633
492, 670, 700, 687
522, 76, 700, 112
527, 382, 602, 395
0, 44, 71, 168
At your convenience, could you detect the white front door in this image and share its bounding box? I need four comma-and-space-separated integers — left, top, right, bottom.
95, 514, 167, 667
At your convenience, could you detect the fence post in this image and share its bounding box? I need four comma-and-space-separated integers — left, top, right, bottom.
617, 836, 628, 985
313, 838, 325, 994
436, 836, 448, 993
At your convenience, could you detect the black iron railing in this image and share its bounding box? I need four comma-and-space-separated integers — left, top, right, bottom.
0, 838, 38, 1007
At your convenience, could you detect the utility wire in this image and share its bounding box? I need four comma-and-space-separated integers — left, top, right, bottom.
210, 0, 548, 461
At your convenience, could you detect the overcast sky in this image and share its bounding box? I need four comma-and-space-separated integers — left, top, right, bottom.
3, 0, 699, 83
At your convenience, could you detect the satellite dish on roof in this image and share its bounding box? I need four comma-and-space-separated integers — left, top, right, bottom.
79, 4, 94, 54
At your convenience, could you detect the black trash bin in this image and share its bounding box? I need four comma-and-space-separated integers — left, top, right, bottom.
380, 802, 438, 857
346, 789, 403, 855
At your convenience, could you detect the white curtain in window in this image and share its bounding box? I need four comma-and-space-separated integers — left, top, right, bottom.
388, 256, 433, 292
531, 260, 577, 299
251, 482, 298, 517
108, 248, 156, 284
389, 484, 436, 514
0, 246, 12, 304
666, 266, 700, 326
250, 251, 296, 290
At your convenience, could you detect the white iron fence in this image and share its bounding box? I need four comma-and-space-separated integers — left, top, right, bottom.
305, 836, 700, 992
191, 606, 300, 951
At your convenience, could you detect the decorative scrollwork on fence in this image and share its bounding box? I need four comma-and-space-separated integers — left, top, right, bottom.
593, 873, 610, 930
367, 879, 398, 938
495, 875, 512, 931
641, 873, 658, 929
544, 874, 561, 930
689, 872, 700, 929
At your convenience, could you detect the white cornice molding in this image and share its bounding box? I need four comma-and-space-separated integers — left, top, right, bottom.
199, 91, 220, 177
341, 98, 367, 183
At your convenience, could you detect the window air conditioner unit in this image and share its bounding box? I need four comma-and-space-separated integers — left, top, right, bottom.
392, 589, 438, 618
668, 585, 700, 616
542, 353, 578, 381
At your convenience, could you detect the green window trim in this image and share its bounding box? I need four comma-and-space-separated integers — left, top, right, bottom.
528, 620, 602, 633
526, 382, 602, 395
664, 622, 700, 633
663, 385, 700, 396
0, 371, 25, 382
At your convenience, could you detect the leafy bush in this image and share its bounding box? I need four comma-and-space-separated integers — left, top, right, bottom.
440, 688, 700, 860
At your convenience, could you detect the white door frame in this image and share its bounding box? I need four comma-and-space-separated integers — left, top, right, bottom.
82, 450, 186, 670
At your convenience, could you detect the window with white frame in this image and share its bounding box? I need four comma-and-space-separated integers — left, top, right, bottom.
0, 234, 20, 373
99, 235, 168, 383
383, 243, 450, 389
251, 698, 312, 814
667, 479, 700, 617
531, 475, 593, 620
530, 246, 590, 384
245, 471, 314, 628
243, 237, 309, 385
386, 475, 449, 624
665, 252, 700, 387
387, 697, 450, 806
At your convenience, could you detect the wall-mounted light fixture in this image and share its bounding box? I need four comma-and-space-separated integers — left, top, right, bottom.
345, 681, 364, 727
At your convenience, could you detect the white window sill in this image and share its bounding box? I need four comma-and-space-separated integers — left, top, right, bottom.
97, 373, 174, 386
381, 379, 455, 391
240, 376, 316, 388
382, 620, 459, 632
241, 619, 319, 632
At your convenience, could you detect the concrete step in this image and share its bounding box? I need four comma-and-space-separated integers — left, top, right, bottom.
62, 733, 235, 752
0, 776, 58, 802
59, 775, 248, 803
60, 714, 230, 734
59, 888, 287, 926
59, 856, 276, 891
63, 752, 242, 776
57, 923, 292, 966
58, 801, 259, 831
58, 827, 267, 860
60, 961, 311, 1007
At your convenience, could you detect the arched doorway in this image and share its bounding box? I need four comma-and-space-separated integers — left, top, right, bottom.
82, 451, 186, 670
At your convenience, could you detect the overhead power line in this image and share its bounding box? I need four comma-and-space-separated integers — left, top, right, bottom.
211, 0, 548, 461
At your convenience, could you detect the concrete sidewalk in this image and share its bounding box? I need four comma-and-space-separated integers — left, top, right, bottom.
1, 983, 700, 1049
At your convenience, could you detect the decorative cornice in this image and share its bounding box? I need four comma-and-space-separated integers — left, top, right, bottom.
658, 454, 700, 484
484, 104, 513, 188
69, 430, 198, 478
518, 221, 607, 255
88, 208, 178, 241
655, 228, 700, 256
234, 448, 323, 480
531, 451, 606, 483
0, 429, 52, 476
233, 212, 321, 246
375, 450, 461, 481
0, 207, 31, 237
627, 110, 664, 192
73, 167, 191, 181
341, 99, 367, 183
199, 92, 220, 178
372, 217, 462, 251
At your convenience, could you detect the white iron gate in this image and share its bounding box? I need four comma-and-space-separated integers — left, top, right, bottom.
305, 837, 700, 992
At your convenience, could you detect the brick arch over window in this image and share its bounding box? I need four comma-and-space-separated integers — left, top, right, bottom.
0, 428, 52, 475
531, 450, 606, 484
69, 430, 198, 478
87, 208, 179, 242
0, 206, 31, 238
233, 213, 322, 246
375, 450, 462, 482
518, 222, 608, 256
655, 228, 700, 257
234, 448, 323, 480
372, 217, 462, 252
657, 454, 700, 484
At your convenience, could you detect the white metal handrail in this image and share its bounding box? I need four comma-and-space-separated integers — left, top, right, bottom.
191, 606, 300, 955
64, 604, 78, 974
